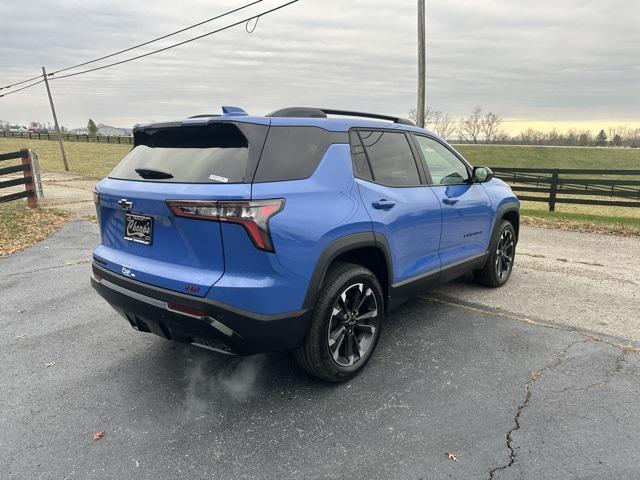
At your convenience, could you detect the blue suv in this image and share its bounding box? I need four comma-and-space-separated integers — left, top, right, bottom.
91, 106, 519, 382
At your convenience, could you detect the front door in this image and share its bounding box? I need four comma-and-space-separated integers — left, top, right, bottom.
412, 134, 493, 267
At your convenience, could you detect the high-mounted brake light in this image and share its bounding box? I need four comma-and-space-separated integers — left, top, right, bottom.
166, 199, 284, 252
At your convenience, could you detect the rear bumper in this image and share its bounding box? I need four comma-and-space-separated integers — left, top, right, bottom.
91, 263, 310, 355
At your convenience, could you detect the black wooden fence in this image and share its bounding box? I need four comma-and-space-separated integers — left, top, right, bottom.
492, 167, 640, 210
1, 130, 133, 144
0, 149, 43, 208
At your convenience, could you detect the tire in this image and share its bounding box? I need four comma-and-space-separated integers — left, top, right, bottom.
294, 263, 384, 382
473, 219, 517, 288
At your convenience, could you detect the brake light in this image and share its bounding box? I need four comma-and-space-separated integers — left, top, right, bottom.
166, 199, 284, 252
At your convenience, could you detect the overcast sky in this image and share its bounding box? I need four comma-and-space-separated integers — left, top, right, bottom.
1, 0, 638, 130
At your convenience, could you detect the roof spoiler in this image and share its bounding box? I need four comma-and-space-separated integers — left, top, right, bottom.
267, 107, 415, 126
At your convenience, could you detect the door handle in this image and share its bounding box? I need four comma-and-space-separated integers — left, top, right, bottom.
372, 199, 396, 210
442, 198, 459, 206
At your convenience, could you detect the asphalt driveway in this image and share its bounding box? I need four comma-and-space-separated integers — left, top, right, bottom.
1, 221, 639, 479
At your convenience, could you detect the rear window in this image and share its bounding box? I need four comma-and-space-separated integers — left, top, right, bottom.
109, 123, 261, 183
253, 127, 348, 182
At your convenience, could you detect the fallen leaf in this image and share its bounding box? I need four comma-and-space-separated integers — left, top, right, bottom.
446, 452, 458, 462
93, 431, 105, 441
44, 361, 56, 368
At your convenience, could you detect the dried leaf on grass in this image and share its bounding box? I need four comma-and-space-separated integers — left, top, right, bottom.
93, 431, 106, 441
0, 202, 69, 256
521, 215, 640, 238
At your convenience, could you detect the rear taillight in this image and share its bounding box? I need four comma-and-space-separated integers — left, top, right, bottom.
166, 199, 284, 252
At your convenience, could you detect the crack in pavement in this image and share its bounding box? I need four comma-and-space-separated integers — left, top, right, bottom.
556, 348, 631, 394
487, 338, 594, 480
419, 295, 640, 353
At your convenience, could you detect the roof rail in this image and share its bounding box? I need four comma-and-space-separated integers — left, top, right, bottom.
188, 114, 221, 119
267, 107, 415, 126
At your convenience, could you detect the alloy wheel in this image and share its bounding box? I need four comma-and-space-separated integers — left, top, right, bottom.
327, 283, 379, 367
495, 228, 515, 280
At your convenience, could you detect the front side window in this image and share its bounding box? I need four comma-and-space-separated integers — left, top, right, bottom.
359, 130, 420, 186
414, 135, 470, 185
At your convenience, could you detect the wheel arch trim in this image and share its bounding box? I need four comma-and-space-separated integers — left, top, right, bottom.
302, 232, 393, 310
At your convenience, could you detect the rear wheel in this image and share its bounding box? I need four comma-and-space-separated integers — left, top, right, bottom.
474, 220, 516, 287
295, 263, 383, 382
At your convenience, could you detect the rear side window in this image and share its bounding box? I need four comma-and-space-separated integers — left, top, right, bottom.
358, 130, 420, 186
253, 127, 346, 182
109, 122, 265, 183
349, 131, 373, 181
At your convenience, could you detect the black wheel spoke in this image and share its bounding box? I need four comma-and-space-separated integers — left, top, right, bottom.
355, 323, 376, 334
329, 326, 345, 347
331, 331, 346, 362
344, 332, 354, 365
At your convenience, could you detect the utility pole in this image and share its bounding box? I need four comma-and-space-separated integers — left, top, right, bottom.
417, 0, 426, 128
41, 66, 69, 171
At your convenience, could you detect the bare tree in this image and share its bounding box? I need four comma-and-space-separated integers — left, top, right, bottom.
481, 111, 502, 143
458, 107, 483, 144
434, 112, 456, 140
409, 108, 455, 140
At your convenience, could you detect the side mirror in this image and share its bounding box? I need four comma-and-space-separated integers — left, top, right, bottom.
473, 166, 494, 183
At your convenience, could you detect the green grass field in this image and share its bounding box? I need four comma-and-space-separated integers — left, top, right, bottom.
455, 144, 640, 170
1, 137, 638, 235
0, 137, 129, 178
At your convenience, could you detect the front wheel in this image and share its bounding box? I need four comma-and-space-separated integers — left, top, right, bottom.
474, 220, 516, 287
294, 263, 383, 382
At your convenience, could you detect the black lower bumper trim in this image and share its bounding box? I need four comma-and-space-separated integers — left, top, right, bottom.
91, 263, 310, 355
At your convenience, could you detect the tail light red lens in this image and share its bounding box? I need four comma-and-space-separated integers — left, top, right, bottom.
166, 199, 284, 252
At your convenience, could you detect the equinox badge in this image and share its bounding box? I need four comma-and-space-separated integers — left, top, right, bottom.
121, 266, 136, 278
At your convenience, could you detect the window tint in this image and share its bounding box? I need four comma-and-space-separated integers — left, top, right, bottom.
414, 136, 470, 185
110, 123, 254, 183
349, 131, 372, 181
254, 127, 346, 182
359, 130, 420, 186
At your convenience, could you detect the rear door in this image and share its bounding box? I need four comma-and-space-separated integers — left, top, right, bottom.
94, 121, 267, 297
412, 134, 492, 266
352, 129, 442, 284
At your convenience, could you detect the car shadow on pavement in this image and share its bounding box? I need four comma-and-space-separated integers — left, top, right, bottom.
98, 297, 450, 424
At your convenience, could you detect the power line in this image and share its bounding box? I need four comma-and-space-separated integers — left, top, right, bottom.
49, 0, 264, 76
0, 0, 264, 91
0, 74, 42, 92
50, 0, 299, 81
0, 79, 44, 98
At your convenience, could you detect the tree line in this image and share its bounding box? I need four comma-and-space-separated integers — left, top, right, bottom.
0, 118, 100, 135
410, 107, 640, 147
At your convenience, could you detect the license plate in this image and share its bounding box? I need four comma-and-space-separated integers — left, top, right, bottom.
124, 213, 153, 245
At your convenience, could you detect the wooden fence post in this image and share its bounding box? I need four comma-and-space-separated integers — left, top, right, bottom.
549, 169, 559, 212
21, 150, 37, 209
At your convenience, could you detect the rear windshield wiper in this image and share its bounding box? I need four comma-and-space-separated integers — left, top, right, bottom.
135, 168, 174, 180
